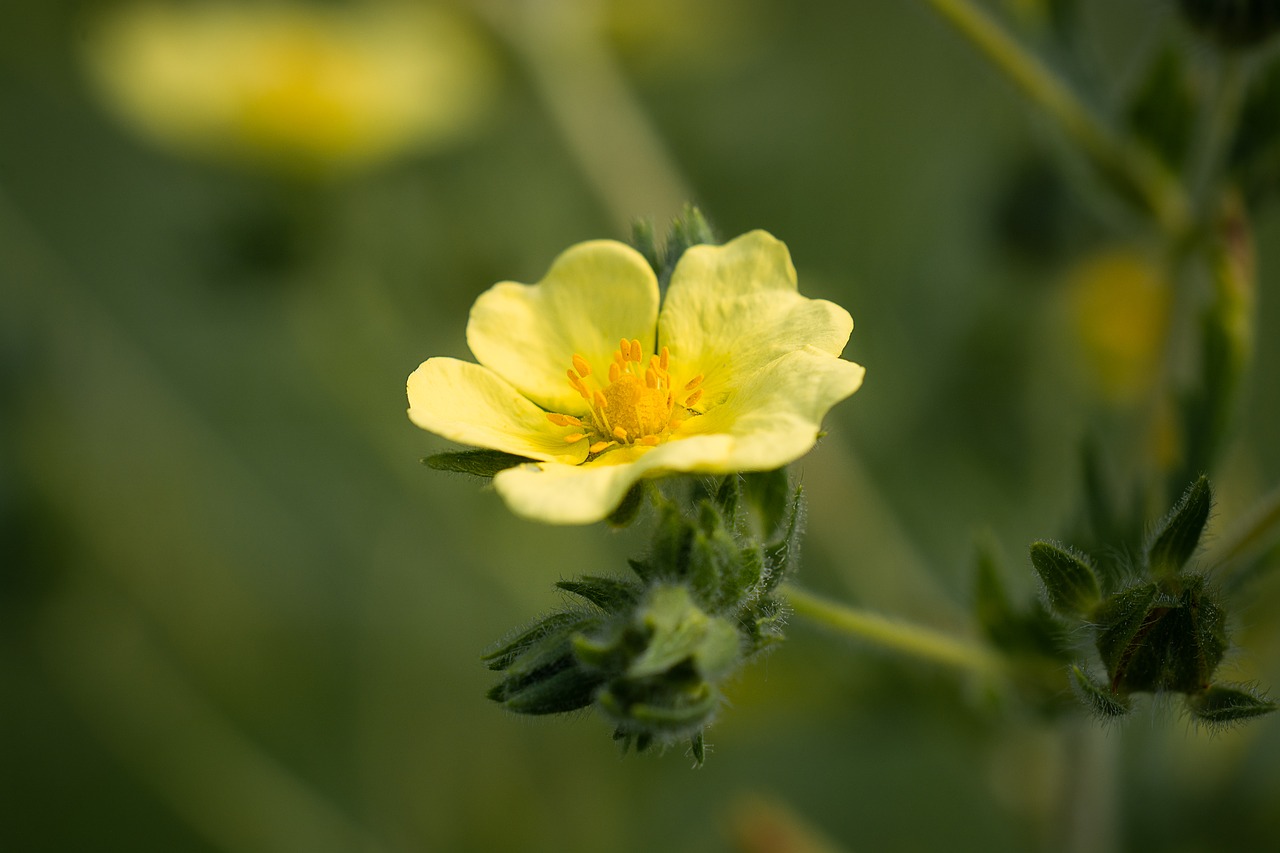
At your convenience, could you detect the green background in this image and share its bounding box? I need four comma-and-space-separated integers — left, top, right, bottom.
4, 1, 1280, 851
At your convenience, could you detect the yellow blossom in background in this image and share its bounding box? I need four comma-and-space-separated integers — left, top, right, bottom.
407, 231, 865, 525
83, 1, 497, 175
1065, 247, 1171, 403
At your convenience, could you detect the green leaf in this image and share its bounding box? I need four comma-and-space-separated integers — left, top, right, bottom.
1030, 540, 1102, 616
1070, 665, 1131, 718
1125, 46, 1196, 170
629, 217, 661, 277
423, 449, 533, 478
1148, 476, 1212, 575
1187, 683, 1277, 726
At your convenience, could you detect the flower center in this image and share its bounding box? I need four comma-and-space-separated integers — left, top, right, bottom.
548, 338, 703, 456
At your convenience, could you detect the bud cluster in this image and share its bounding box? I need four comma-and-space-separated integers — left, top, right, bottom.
1030, 477, 1275, 726
484, 471, 803, 764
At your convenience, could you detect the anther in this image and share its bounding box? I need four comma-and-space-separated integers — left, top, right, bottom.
589, 440, 613, 454
685, 374, 703, 390
608, 362, 621, 383
612, 426, 628, 441
628, 339, 642, 362
567, 370, 590, 398
546, 413, 582, 427
571, 354, 591, 377
685, 389, 703, 408
659, 346, 670, 370
639, 435, 660, 446
593, 390, 608, 410
563, 433, 586, 443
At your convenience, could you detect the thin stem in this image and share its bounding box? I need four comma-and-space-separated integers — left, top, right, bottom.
921, 0, 1192, 237
781, 584, 1006, 678
472, 0, 694, 232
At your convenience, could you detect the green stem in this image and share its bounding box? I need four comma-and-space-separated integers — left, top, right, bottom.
472, 0, 693, 232
781, 584, 1006, 678
921, 0, 1192, 237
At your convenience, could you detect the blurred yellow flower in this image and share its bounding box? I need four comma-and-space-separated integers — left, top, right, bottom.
83, 1, 497, 175
1066, 247, 1171, 403
407, 231, 865, 525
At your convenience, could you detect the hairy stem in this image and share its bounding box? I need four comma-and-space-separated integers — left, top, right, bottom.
921, 0, 1192, 236
782, 584, 1006, 678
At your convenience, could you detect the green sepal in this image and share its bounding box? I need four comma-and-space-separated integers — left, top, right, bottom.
1125, 46, 1195, 170
742, 468, 792, 538
628, 586, 741, 680
659, 204, 717, 289
1187, 683, 1278, 726
1147, 476, 1212, 575
737, 596, 786, 657
1030, 541, 1102, 616
598, 677, 720, 738
487, 656, 603, 715
761, 486, 804, 592
1095, 575, 1228, 694
557, 575, 643, 613
606, 482, 647, 528
686, 501, 743, 609
975, 541, 1066, 659
630, 217, 662, 278
423, 449, 533, 479
1070, 665, 1131, 718
481, 611, 594, 671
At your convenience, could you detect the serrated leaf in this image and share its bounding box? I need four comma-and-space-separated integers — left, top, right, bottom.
423, 449, 533, 478
1030, 540, 1102, 615
1148, 476, 1212, 574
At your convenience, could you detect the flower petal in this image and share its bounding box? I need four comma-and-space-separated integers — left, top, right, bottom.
467, 240, 660, 413
680, 346, 866, 470
659, 230, 853, 408
407, 357, 587, 464
493, 435, 737, 524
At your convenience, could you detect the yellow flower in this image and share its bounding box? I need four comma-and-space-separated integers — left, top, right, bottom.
83, 2, 496, 175
1065, 247, 1171, 403
407, 231, 865, 525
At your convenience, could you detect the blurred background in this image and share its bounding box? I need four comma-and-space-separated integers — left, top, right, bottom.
4, 1, 1280, 851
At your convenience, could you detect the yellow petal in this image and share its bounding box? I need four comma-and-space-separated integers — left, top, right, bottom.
407, 357, 587, 464
681, 346, 865, 470
492, 435, 736, 524
658, 230, 853, 408
467, 240, 659, 413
